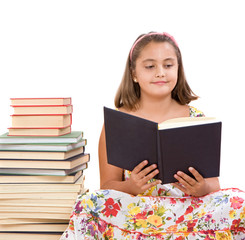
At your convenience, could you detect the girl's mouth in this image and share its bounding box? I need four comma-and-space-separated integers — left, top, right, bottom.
151, 81, 167, 85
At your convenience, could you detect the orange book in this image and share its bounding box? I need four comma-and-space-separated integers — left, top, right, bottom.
11, 114, 72, 128
12, 105, 73, 115
8, 126, 71, 136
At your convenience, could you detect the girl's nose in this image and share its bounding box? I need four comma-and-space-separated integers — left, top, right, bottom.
155, 67, 165, 78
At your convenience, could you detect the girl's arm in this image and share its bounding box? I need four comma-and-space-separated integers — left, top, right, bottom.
99, 125, 161, 195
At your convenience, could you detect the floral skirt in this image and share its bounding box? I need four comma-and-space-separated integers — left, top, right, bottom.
60, 188, 245, 240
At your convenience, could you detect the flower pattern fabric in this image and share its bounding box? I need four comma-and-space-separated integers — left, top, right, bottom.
60, 106, 245, 239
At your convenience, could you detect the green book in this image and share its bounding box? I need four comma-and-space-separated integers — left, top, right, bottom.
0, 131, 83, 144
0, 139, 87, 152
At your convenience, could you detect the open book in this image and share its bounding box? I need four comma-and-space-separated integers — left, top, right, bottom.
104, 107, 222, 184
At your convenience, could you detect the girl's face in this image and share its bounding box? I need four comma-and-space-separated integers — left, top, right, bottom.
133, 41, 178, 99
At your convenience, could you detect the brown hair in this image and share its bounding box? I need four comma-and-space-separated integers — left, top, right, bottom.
114, 32, 198, 110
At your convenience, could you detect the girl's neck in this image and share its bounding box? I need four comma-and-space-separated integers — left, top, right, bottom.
135, 95, 179, 123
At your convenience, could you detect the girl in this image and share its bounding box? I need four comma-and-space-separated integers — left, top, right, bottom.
61, 32, 245, 240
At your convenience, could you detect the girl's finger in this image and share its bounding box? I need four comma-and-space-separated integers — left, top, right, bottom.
176, 171, 196, 186
174, 173, 193, 188
132, 160, 148, 174
142, 179, 161, 192
172, 182, 186, 193
141, 168, 159, 184
188, 167, 204, 182
137, 164, 158, 179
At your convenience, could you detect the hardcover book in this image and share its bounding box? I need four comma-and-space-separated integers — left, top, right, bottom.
0, 139, 86, 151
0, 171, 83, 183
0, 146, 85, 160
0, 152, 89, 170
104, 107, 222, 184
11, 114, 72, 128
11, 104, 73, 115
0, 131, 83, 143
8, 126, 71, 136
10, 97, 71, 106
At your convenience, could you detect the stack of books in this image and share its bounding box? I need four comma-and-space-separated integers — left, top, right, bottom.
0, 98, 89, 240
8, 97, 73, 136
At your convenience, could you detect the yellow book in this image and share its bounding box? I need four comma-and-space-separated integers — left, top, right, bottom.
0, 198, 76, 207
0, 192, 79, 199
0, 182, 83, 193
0, 206, 72, 213
0, 218, 68, 224
0, 223, 67, 232
0, 233, 62, 240
0, 212, 70, 220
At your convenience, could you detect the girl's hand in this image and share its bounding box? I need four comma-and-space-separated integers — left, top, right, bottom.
172, 167, 209, 197
128, 160, 162, 195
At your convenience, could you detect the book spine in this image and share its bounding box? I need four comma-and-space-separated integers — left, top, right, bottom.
10, 97, 71, 100
11, 104, 72, 107
156, 130, 164, 182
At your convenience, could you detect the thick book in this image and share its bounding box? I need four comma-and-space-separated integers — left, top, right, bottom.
11, 114, 72, 128
104, 107, 222, 184
0, 131, 83, 143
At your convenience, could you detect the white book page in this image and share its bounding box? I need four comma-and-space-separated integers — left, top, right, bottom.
158, 117, 219, 130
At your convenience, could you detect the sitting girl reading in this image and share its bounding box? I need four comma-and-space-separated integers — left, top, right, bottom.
61, 32, 245, 239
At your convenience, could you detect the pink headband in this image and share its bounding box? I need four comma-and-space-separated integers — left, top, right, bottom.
129, 32, 178, 61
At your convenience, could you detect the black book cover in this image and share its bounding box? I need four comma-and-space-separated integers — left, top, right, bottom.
104, 107, 221, 184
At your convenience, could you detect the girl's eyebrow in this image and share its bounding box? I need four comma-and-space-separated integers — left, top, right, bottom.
142, 57, 176, 63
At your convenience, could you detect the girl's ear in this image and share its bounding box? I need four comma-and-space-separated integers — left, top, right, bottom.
132, 74, 138, 83
131, 69, 136, 80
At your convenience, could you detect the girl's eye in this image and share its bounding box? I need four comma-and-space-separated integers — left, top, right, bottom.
165, 64, 173, 68
145, 65, 154, 69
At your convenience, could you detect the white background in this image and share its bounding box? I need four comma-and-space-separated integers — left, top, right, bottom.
0, 0, 244, 191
